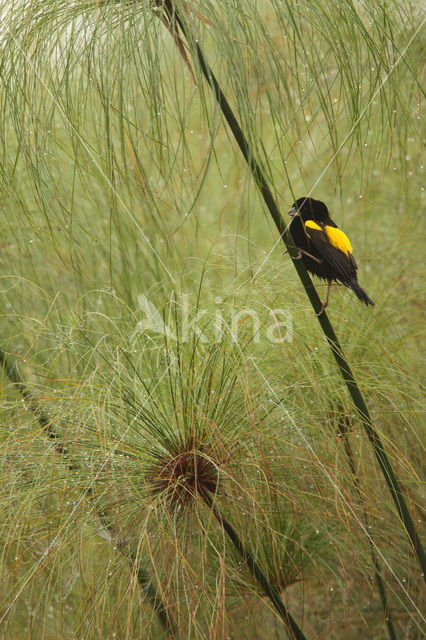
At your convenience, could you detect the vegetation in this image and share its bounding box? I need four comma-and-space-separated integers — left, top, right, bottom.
0, 1, 424, 638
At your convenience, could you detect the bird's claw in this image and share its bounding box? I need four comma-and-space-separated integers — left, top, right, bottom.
316, 301, 328, 316
294, 248, 323, 264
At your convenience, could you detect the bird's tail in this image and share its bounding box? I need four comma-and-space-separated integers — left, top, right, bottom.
349, 278, 375, 307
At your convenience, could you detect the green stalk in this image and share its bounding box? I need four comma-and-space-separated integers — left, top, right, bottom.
337, 419, 397, 640
201, 491, 307, 640
171, 11, 426, 579
95, 498, 175, 635
0, 348, 71, 459
0, 348, 175, 636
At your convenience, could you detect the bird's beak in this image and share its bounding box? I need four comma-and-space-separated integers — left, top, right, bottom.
287, 207, 297, 217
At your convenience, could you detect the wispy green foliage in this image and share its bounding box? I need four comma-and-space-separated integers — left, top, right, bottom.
0, 1, 424, 638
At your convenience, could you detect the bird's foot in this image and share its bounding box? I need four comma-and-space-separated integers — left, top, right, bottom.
316, 280, 332, 316
294, 248, 323, 264
316, 301, 328, 316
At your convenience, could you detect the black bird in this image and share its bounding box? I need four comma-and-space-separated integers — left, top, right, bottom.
288, 197, 375, 315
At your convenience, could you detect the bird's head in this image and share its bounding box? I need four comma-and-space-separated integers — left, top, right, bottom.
288, 197, 329, 222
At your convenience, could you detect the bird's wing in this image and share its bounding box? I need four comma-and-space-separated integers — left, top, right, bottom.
304, 220, 357, 280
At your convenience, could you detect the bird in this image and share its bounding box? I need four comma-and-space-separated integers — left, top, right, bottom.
287, 197, 375, 315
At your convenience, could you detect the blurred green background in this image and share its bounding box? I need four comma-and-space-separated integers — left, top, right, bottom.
0, 1, 424, 638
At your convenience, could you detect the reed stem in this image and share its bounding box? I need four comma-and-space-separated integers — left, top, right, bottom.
337, 420, 397, 640
171, 10, 426, 579
0, 348, 174, 636
201, 491, 307, 640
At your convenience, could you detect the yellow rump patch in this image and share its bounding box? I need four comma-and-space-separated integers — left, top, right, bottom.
304, 220, 353, 256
